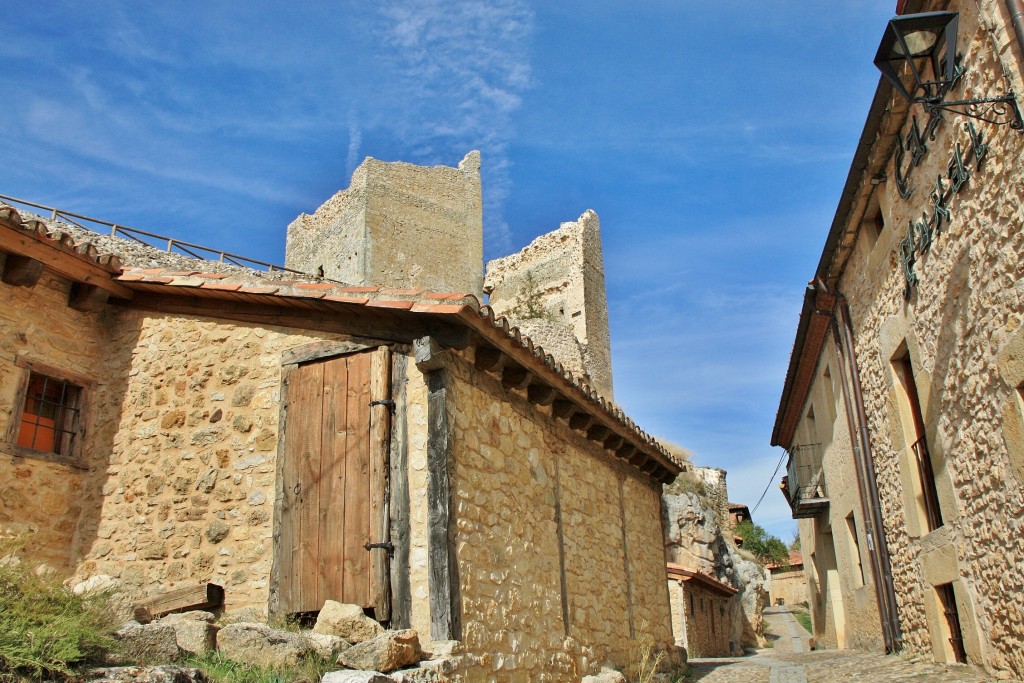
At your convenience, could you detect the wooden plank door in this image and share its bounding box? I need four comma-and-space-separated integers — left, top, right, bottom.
278, 346, 391, 615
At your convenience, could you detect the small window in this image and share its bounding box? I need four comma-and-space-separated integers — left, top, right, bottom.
689, 593, 695, 616
15, 371, 83, 457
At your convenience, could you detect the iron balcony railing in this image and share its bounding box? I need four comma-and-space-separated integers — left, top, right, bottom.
0, 193, 306, 275
783, 443, 830, 519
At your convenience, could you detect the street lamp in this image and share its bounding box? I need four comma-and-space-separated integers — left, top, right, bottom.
873, 11, 1023, 129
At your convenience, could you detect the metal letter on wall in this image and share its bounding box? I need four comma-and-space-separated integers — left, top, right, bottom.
894, 140, 914, 200
930, 175, 950, 235
900, 222, 919, 299
947, 143, 970, 194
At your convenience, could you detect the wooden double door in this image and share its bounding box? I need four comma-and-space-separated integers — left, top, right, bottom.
277, 346, 392, 619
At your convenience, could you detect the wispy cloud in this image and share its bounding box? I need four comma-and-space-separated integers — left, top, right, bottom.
367, 0, 535, 257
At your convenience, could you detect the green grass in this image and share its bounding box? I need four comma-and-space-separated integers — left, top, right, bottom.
184, 652, 331, 683
0, 545, 121, 680
792, 607, 813, 634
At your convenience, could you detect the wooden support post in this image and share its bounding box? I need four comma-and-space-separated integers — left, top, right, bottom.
425, 367, 460, 640
473, 345, 503, 372
389, 353, 412, 629
500, 365, 530, 390
526, 383, 557, 406
552, 448, 570, 636
617, 479, 636, 639
369, 346, 392, 622
1, 254, 44, 287
568, 412, 593, 432
68, 283, 109, 312
551, 399, 575, 419
604, 434, 625, 452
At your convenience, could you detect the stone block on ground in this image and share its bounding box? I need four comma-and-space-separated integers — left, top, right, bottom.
582, 666, 626, 683
304, 631, 352, 660
339, 629, 422, 673
171, 619, 218, 655
159, 610, 216, 623
216, 622, 309, 669
321, 671, 393, 683
314, 601, 384, 643
86, 665, 206, 682
115, 622, 182, 661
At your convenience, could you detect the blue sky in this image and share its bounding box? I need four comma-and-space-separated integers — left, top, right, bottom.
2, 1, 897, 540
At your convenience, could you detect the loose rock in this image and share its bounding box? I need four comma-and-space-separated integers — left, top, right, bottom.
321, 672, 394, 683
340, 629, 422, 674
304, 631, 352, 660
216, 622, 309, 669
87, 665, 207, 682
115, 622, 182, 661
314, 601, 384, 643
582, 666, 626, 683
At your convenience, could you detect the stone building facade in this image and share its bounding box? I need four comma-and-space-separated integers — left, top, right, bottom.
666, 564, 738, 658
773, 0, 1024, 677
766, 553, 810, 610
0, 153, 684, 679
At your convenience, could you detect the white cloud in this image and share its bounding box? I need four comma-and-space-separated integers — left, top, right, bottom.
367, 0, 535, 257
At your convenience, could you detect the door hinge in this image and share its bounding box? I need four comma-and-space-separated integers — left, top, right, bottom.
369, 399, 396, 411
364, 541, 395, 557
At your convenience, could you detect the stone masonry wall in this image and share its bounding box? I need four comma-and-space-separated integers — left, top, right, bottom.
793, 334, 883, 652
837, 1, 1024, 675
446, 353, 673, 680
484, 210, 614, 400
286, 152, 483, 296
0, 268, 108, 569
767, 567, 808, 608
70, 309, 351, 616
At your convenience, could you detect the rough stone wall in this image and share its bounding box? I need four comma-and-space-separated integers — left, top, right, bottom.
285, 152, 483, 295
0, 269, 107, 569
792, 335, 883, 652
834, 0, 1024, 675
767, 567, 809, 608
668, 581, 732, 658
484, 210, 614, 399
446, 354, 673, 680
69, 310, 351, 616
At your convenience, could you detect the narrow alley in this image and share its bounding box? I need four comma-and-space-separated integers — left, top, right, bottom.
686, 607, 998, 683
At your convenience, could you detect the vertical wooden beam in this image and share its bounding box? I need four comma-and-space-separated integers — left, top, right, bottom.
552, 448, 570, 636
388, 353, 412, 629
369, 346, 392, 621
617, 477, 636, 639
417, 336, 460, 641
269, 364, 295, 617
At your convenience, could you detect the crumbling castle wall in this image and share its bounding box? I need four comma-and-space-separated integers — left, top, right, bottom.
285, 152, 483, 295
484, 210, 613, 399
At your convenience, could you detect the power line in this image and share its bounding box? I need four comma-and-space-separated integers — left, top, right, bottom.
750, 448, 788, 516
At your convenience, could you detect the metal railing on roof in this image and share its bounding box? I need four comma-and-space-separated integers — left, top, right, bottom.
0, 193, 305, 275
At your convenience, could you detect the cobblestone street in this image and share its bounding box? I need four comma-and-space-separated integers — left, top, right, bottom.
685, 607, 1000, 682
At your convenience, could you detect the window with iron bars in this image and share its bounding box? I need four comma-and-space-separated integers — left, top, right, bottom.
15, 371, 83, 457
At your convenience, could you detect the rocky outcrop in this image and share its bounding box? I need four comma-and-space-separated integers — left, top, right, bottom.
663, 482, 768, 650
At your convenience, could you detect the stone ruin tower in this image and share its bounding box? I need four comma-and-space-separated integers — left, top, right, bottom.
484, 210, 613, 400
285, 151, 614, 400
285, 151, 483, 295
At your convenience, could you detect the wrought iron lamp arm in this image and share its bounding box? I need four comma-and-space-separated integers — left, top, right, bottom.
918, 92, 1024, 129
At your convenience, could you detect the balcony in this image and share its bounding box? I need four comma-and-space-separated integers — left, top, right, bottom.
781, 444, 830, 519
